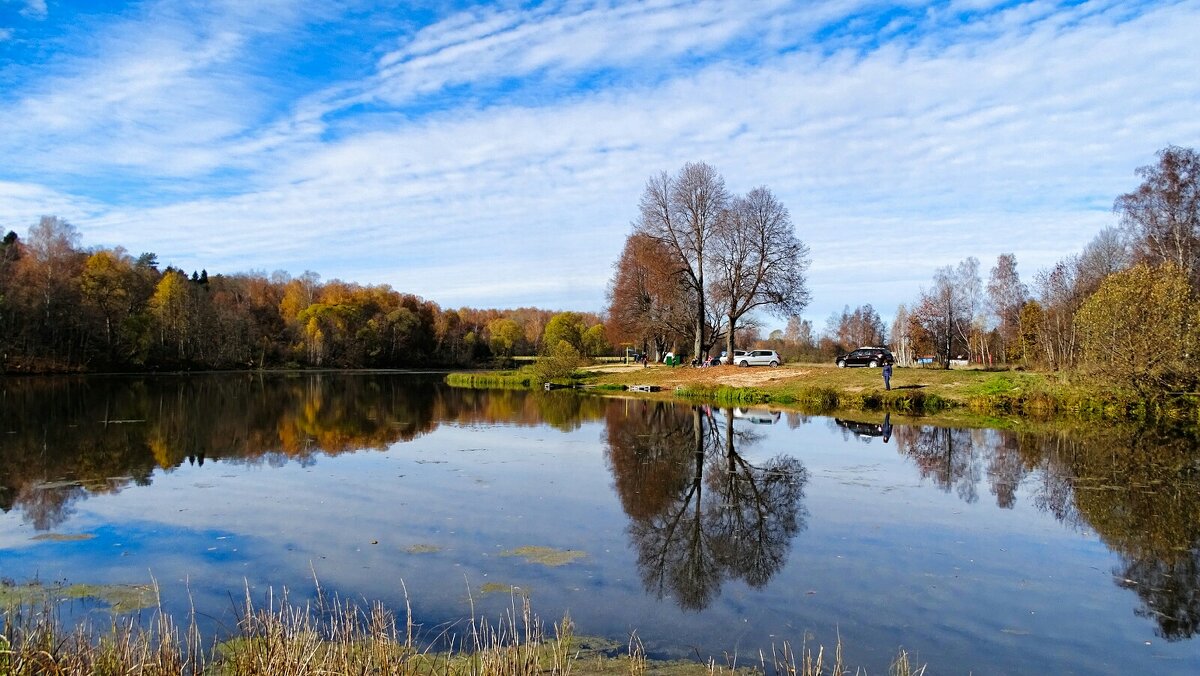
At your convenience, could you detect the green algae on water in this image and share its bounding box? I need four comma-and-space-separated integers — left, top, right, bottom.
500, 545, 586, 566
0, 581, 156, 613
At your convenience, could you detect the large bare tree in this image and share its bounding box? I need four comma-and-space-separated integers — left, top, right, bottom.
1116, 145, 1200, 288
636, 162, 729, 358
708, 187, 810, 361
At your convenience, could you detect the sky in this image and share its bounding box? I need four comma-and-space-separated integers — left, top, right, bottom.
1, 0, 1198, 330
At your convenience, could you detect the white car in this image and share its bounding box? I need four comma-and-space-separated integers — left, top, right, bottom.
733, 407, 781, 424
718, 350, 747, 364
734, 349, 780, 367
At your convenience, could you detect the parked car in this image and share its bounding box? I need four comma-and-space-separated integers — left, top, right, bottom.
733, 407, 781, 424
836, 347, 894, 368
734, 349, 780, 367
718, 350, 747, 364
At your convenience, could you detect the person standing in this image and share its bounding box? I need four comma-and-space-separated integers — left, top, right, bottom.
882, 361, 893, 390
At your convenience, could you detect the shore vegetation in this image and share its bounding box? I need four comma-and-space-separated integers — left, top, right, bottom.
0, 587, 924, 676
448, 360, 1200, 424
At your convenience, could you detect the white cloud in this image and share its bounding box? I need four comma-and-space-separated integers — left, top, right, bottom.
370, 0, 849, 103
2, 1, 1199, 322
20, 0, 47, 19
0, 181, 106, 236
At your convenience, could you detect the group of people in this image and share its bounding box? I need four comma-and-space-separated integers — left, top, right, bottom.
631, 351, 724, 367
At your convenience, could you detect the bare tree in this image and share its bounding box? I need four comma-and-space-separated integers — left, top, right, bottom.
1033, 258, 1084, 369
636, 162, 730, 359
890, 304, 914, 366
826, 304, 886, 351
708, 187, 810, 360
1116, 145, 1200, 288
913, 258, 980, 368
987, 253, 1027, 362
1075, 226, 1132, 295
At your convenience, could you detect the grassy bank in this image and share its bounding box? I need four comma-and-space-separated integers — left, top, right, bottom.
448, 362, 1200, 424
0, 588, 924, 676
445, 371, 538, 390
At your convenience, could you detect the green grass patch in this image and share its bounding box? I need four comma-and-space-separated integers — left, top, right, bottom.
445, 370, 536, 389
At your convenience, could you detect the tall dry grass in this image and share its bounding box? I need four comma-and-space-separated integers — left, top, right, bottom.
0, 584, 924, 675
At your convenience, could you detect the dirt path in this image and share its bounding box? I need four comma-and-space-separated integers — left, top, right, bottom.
591, 363, 813, 388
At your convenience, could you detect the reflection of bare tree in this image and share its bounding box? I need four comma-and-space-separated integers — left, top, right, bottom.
708, 410, 806, 588
1119, 549, 1200, 641
986, 432, 1026, 509
607, 405, 807, 610
15, 482, 85, 531
893, 425, 982, 504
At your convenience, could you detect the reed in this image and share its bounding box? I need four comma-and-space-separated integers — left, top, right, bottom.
0, 587, 926, 676
446, 371, 537, 389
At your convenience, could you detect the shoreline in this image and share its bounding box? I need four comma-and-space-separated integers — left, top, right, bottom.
447, 362, 1200, 428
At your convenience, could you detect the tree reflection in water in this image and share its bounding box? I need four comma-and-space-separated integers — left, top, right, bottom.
605, 402, 808, 610
0, 374, 609, 531
5, 374, 1200, 641
887, 419, 1200, 642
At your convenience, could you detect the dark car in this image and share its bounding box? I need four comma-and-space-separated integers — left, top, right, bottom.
836, 346, 894, 368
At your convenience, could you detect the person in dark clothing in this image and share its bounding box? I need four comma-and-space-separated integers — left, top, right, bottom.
882, 361, 893, 390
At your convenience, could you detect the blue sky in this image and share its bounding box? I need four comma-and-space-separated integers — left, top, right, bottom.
1, 0, 1198, 328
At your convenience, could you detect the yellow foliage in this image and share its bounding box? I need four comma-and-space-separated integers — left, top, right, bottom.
1076, 263, 1200, 391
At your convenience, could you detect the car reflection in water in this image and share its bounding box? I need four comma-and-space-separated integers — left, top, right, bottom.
834, 413, 893, 443
732, 407, 781, 425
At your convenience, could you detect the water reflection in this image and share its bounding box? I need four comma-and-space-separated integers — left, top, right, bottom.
604, 402, 808, 610
888, 422, 1200, 641
0, 374, 608, 531
834, 413, 893, 443
3, 374, 1200, 646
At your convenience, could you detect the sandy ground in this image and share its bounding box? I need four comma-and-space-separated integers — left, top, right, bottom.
591, 362, 813, 388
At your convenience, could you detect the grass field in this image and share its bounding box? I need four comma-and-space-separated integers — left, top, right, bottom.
449, 360, 1198, 424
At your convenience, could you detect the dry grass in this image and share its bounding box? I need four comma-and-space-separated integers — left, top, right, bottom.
0, 583, 925, 676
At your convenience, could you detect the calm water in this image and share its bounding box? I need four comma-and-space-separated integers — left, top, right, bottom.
2, 373, 1199, 673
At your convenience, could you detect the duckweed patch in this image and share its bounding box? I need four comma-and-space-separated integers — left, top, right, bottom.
500, 546, 587, 567
0, 581, 156, 613
404, 544, 441, 554
480, 582, 530, 595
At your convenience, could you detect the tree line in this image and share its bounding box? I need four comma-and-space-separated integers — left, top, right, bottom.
681, 145, 1198, 395
0, 221, 608, 371
4, 146, 1195, 385
882, 146, 1199, 393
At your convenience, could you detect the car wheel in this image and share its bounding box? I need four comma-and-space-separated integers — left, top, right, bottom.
837, 360, 845, 368
769, 360, 779, 367
869, 360, 878, 368
738, 360, 749, 367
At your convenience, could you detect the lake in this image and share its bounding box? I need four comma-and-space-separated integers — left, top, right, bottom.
1, 372, 1198, 673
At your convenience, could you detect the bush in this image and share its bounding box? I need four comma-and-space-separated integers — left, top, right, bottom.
532, 341, 585, 382
1076, 262, 1200, 395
